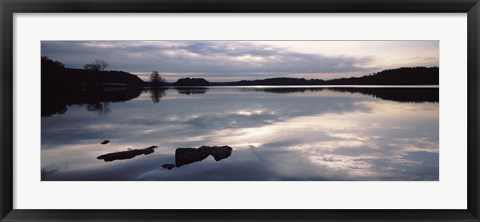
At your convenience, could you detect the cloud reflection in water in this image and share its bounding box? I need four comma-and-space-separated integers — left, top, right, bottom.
41, 87, 438, 181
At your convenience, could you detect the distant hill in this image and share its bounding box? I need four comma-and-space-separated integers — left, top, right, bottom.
325, 67, 439, 85
211, 77, 325, 86
211, 67, 439, 86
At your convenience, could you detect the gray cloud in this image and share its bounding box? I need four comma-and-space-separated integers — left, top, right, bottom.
41, 41, 375, 79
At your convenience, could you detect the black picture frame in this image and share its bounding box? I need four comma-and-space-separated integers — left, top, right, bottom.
1, 0, 479, 221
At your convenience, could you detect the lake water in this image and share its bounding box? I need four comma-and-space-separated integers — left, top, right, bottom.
41, 86, 439, 181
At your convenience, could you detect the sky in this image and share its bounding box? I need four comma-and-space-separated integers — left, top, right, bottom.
41, 41, 439, 82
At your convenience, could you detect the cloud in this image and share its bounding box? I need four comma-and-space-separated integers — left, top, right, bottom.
41, 41, 376, 79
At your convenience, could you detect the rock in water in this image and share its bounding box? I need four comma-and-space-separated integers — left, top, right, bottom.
199, 145, 233, 161
100, 140, 110, 145
162, 164, 176, 170
97, 145, 158, 162
175, 145, 233, 167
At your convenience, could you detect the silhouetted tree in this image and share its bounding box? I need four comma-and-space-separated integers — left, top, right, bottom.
84, 59, 109, 71
150, 70, 166, 88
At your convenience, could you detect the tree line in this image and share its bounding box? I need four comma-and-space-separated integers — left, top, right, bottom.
42, 57, 439, 89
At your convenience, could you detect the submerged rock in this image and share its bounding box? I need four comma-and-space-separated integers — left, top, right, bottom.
175, 145, 233, 167
162, 164, 176, 170
100, 140, 110, 145
97, 145, 158, 162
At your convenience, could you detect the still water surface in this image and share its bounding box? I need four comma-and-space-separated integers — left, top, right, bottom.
41, 86, 439, 181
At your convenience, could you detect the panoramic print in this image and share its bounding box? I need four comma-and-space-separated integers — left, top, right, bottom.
41, 41, 439, 181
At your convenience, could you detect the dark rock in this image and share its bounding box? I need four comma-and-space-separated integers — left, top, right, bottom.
97, 145, 158, 162
100, 140, 110, 145
175, 145, 233, 167
162, 164, 176, 170
198, 145, 232, 161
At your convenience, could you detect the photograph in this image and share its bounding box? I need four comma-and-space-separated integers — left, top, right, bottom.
40, 40, 439, 181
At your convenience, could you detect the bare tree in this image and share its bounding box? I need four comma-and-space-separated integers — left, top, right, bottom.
83, 59, 109, 71
95, 59, 109, 71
